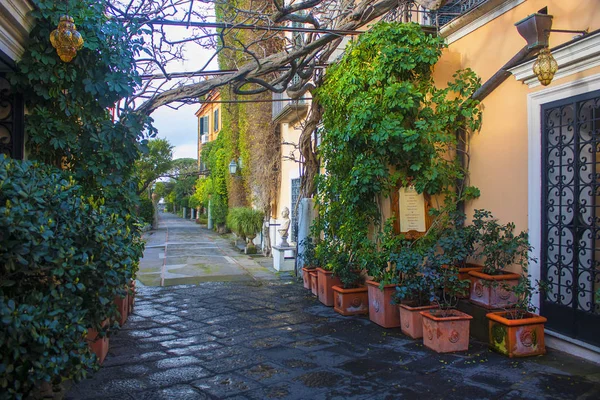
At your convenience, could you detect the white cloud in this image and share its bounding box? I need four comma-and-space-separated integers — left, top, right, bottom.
172, 142, 198, 160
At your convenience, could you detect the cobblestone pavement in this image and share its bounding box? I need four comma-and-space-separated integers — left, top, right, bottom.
67, 281, 600, 400
138, 212, 278, 286
67, 214, 600, 399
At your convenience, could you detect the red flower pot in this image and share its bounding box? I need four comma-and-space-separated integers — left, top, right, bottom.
421, 309, 473, 353
487, 311, 547, 357
114, 294, 128, 326
302, 267, 314, 290
87, 319, 110, 364
399, 303, 438, 339
333, 285, 369, 316
468, 270, 520, 309
457, 264, 484, 299
366, 280, 400, 328
309, 271, 318, 296
317, 268, 341, 306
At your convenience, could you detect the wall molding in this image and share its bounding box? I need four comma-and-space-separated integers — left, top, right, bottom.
441, 0, 525, 44
510, 32, 600, 88
0, 0, 35, 62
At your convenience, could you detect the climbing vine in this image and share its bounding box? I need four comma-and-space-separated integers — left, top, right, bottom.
314, 22, 482, 286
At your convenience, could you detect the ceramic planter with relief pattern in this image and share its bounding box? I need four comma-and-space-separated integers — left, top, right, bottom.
333, 285, 369, 316
468, 270, 520, 309
420, 309, 473, 353
487, 311, 547, 357
399, 303, 438, 339
309, 271, 319, 296
366, 280, 400, 328
317, 268, 341, 306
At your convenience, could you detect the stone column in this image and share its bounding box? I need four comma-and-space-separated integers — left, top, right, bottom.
207, 200, 214, 229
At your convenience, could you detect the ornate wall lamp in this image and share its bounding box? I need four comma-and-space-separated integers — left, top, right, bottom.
50, 15, 84, 62
515, 11, 587, 86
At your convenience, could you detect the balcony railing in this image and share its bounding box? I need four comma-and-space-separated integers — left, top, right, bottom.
272, 90, 308, 123
383, 0, 489, 28
201, 134, 209, 144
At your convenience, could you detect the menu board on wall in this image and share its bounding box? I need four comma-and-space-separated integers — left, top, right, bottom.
399, 186, 426, 233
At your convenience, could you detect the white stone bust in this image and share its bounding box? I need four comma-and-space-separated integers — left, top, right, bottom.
278, 207, 291, 246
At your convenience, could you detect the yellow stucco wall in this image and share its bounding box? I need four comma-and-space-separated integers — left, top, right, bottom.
195, 91, 222, 163
433, 0, 600, 232
276, 121, 303, 219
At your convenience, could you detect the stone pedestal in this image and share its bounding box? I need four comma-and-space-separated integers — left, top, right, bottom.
272, 245, 296, 272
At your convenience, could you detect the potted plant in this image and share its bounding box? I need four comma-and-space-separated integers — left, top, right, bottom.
331, 240, 369, 316
486, 253, 548, 357
315, 240, 343, 307
395, 245, 438, 339
416, 218, 474, 353
226, 207, 264, 254
468, 210, 527, 309
238, 208, 264, 254
299, 237, 318, 290
366, 220, 403, 328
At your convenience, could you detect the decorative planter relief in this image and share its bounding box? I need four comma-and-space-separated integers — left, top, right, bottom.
468, 270, 520, 309
420, 309, 473, 353
399, 303, 438, 339
309, 271, 319, 296
487, 311, 547, 357
302, 267, 313, 290
366, 280, 400, 328
333, 285, 369, 316
317, 268, 341, 306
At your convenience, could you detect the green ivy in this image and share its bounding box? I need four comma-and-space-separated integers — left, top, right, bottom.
314, 23, 482, 287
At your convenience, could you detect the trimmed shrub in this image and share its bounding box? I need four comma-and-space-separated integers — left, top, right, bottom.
138, 196, 154, 226
0, 158, 144, 397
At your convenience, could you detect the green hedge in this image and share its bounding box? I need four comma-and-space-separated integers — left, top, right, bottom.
139, 196, 154, 226
0, 158, 144, 398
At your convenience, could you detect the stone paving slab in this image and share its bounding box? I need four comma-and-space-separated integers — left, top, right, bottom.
68, 281, 600, 400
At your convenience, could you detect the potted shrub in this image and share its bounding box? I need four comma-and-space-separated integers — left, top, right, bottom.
420, 260, 473, 353
315, 241, 342, 307
299, 237, 318, 290
395, 245, 438, 339
468, 210, 528, 309
366, 221, 403, 328
419, 220, 474, 353
486, 257, 548, 357
238, 208, 264, 254
331, 241, 369, 316
226, 207, 264, 254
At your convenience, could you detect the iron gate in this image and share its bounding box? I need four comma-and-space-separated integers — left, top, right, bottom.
291, 178, 301, 243
541, 90, 600, 347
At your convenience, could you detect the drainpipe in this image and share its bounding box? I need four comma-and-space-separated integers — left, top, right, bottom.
456, 12, 553, 220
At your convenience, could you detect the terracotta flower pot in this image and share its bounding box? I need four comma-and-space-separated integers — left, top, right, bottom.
399, 303, 438, 339
366, 280, 400, 328
87, 319, 110, 364
309, 271, 318, 296
333, 285, 369, 316
468, 270, 520, 309
457, 264, 484, 299
128, 280, 136, 314
487, 311, 547, 358
317, 268, 341, 306
302, 267, 314, 290
421, 309, 473, 353
114, 294, 128, 326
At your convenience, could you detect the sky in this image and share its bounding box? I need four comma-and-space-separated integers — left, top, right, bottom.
146, 16, 217, 161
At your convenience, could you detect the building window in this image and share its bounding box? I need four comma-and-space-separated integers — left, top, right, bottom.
214, 109, 219, 132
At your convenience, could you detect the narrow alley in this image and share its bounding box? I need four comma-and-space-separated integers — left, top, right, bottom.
66, 213, 600, 400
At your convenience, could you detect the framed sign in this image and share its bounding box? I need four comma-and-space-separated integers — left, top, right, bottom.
391, 186, 431, 240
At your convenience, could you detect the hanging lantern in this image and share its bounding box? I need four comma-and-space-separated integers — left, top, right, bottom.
532, 47, 558, 86
50, 15, 84, 62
